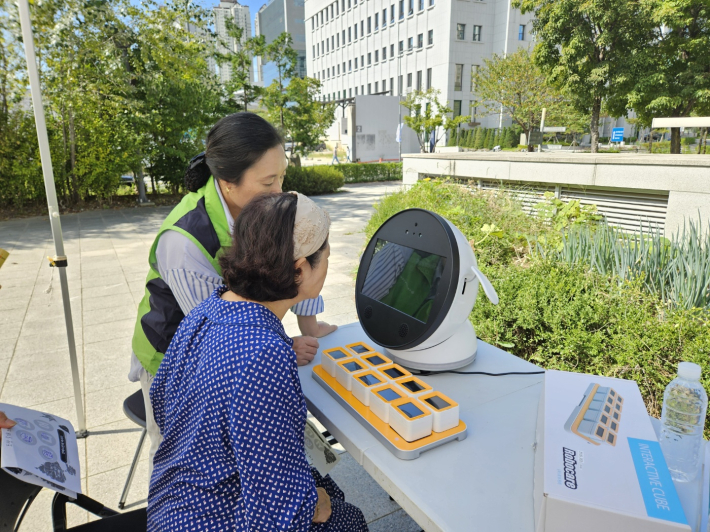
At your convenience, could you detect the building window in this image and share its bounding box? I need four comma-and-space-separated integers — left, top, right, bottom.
417, 33, 423, 48
327, 67, 330, 78
429, 0, 434, 5
382, 46, 387, 60
355, 57, 358, 69
312, 18, 315, 30
416, 70, 422, 90
367, 16, 371, 33
408, 0, 414, 15
473, 25, 482, 41
382, 79, 387, 91
330, 4, 334, 17
518, 24, 525, 40
399, 0, 404, 19
375, 81, 379, 92
457, 23, 465, 40
470, 102, 477, 119
453, 100, 462, 118
337, 64, 340, 75
342, 62, 346, 73
454, 64, 463, 91
375, 13, 379, 30
368, 52, 372, 65
349, 88, 352, 97
407, 73, 412, 88
349, 60, 352, 71
326, 39, 329, 52
349, 27, 352, 42
361, 85, 364, 94
342, 30, 346, 43
470, 65, 478, 91
390, 44, 394, 57
391, 4, 395, 22
408, 37, 413, 50
361, 20, 364, 35
313, 45, 315, 58
361, 54, 364, 66
383, 9, 387, 25
399, 40, 404, 53
419, 0, 424, 10
428, 29, 433, 45
348, 0, 351, 7
355, 87, 358, 95
375, 50, 379, 62
331, 36, 335, 49
354, 24, 358, 39
398, 75, 403, 94
337, 33, 340, 47
426, 67, 432, 89
368, 83, 371, 94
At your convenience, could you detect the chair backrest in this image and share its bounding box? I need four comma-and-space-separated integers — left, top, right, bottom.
0, 466, 42, 531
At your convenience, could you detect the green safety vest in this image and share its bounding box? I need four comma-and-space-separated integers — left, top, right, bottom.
131, 177, 232, 376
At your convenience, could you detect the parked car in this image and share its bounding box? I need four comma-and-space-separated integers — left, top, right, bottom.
120, 174, 134, 186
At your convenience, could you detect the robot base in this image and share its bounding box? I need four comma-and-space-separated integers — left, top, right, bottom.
386, 321, 478, 372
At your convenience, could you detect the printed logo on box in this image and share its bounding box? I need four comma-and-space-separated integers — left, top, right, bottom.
564, 383, 623, 446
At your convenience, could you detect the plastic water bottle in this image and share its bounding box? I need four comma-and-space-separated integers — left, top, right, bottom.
659, 362, 708, 482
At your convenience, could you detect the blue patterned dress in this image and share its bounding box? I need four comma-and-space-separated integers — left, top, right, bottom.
148, 287, 368, 531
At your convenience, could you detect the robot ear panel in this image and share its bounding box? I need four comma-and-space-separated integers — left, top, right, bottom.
468, 266, 499, 305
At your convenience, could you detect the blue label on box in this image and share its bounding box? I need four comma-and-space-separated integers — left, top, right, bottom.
628, 438, 687, 524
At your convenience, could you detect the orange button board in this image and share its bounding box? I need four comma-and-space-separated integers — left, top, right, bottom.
312, 364, 467, 459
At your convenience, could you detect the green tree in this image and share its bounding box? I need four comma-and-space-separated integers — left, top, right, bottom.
262, 32, 299, 130
473, 127, 485, 149
515, 0, 651, 153
282, 76, 336, 160
472, 49, 571, 151
626, 0, 710, 154
217, 20, 265, 112
402, 89, 470, 152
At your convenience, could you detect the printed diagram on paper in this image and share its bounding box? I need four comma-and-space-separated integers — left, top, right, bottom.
0, 403, 81, 498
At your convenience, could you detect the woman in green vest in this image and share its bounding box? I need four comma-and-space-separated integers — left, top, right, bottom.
129, 112, 335, 474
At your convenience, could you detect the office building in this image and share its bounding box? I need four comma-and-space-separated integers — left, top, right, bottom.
305, 0, 534, 131
256, 0, 308, 87
214, 0, 253, 85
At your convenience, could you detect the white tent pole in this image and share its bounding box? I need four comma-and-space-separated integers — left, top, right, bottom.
16, 0, 88, 438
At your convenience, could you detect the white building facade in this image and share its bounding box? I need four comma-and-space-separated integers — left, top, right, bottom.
214, 0, 253, 85
304, 0, 534, 134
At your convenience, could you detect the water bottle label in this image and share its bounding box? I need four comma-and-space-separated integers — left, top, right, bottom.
628, 438, 688, 524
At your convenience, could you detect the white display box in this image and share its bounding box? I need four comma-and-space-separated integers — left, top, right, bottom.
535, 370, 690, 532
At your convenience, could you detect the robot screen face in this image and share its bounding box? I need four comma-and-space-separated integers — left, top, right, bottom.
361, 239, 446, 324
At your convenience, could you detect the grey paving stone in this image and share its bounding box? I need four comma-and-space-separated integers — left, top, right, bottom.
367, 509, 423, 532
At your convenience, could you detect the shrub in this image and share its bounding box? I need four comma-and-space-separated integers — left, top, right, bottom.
283, 165, 344, 195
470, 261, 710, 436
335, 162, 402, 183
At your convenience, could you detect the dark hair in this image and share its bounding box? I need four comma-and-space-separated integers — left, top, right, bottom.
184, 113, 283, 192
220, 193, 328, 302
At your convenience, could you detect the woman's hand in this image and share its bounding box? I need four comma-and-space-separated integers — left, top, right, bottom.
297, 315, 338, 339
312, 487, 332, 523
292, 335, 319, 366
0, 411, 16, 439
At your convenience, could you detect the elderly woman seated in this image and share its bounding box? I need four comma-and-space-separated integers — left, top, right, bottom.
147, 192, 368, 531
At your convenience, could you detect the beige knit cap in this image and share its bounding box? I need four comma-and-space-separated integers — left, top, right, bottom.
291, 192, 331, 259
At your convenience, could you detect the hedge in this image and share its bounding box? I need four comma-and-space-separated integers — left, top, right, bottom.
333, 162, 402, 183
283, 165, 345, 195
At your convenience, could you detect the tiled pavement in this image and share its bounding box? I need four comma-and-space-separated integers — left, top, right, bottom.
0, 181, 422, 531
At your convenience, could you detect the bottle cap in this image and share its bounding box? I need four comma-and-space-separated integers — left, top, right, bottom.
678, 362, 702, 381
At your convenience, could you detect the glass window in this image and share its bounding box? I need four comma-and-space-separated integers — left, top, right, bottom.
407, 72, 412, 87
361, 54, 364, 65
408, 37, 413, 49
416, 70, 422, 90
349, 27, 352, 42
419, 0, 424, 10
518, 24, 525, 41
429, 0, 434, 5
426, 68, 432, 89
408, 0, 413, 15
383, 79, 387, 91
343, 29, 346, 43
349, 60, 352, 71
390, 78, 394, 93
368, 83, 371, 94
383, 9, 387, 24
382, 47, 387, 60
470, 65, 478, 91
391, 5, 395, 22
355, 86, 358, 95
368, 16, 371, 33
368, 52, 372, 65
331, 35, 334, 48
342, 61, 346, 73
375, 81, 379, 92
361, 20, 364, 35
454, 64, 463, 91
355, 57, 358, 68
473, 25, 482, 41
349, 88, 352, 97
399, 40, 404, 53
399, 0, 404, 18
417, 33, 423, 48
354, 24, 358, 39
337, 64, 340, 75
470, 102, 477, 119
375, 50, 379, 62
428, 29, 433, 45
453, 100, 462, 118
375, 13, 379, 30
457, 23, 465, 40
337, 33, 340, 47
398, 74, 403, 94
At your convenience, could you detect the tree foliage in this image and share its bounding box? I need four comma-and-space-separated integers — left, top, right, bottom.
402, 89, 470, 152
514, 0, 650, 152
217, 20, 265, 112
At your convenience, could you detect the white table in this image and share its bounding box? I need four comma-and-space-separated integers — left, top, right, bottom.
299, 322, 545, 532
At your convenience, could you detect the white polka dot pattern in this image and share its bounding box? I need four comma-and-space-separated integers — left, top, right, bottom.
147, 288, 319, 531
